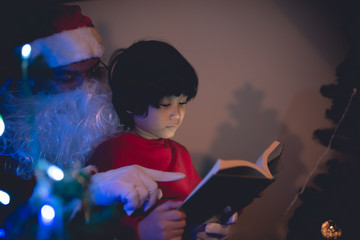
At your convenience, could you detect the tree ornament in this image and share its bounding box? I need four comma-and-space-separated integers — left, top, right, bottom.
321, 220, 342, 240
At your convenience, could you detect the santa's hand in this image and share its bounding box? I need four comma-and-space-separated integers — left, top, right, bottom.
193, 207, 238, 240
88, 165, 185, 215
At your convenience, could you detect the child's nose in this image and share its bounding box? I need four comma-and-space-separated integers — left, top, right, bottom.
169, 105, 181, 120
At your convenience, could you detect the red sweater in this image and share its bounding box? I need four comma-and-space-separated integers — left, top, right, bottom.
87, 132, 201, 239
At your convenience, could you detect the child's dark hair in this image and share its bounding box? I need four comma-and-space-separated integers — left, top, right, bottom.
108, 40, 198, 130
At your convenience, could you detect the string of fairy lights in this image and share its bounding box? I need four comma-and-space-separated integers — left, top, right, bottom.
0, 44, 67, 238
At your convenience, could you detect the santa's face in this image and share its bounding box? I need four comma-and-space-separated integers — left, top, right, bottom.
1, 61, 119, 177
52, 58, 107, 90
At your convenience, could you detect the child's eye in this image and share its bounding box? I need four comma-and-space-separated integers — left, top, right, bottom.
160, 103, 171, 107
179, 101, 188, 105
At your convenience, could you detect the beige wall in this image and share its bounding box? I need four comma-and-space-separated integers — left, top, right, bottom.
76, 0, 348, 239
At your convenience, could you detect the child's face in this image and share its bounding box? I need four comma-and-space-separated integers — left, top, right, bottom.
132, 95, 188, 139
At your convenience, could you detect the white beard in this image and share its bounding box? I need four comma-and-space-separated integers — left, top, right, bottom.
0, 79, 120, 179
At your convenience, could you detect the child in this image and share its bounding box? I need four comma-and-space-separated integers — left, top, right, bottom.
88, 40, 202, 239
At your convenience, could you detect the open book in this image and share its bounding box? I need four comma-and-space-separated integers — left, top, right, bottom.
180, 141, 284, 224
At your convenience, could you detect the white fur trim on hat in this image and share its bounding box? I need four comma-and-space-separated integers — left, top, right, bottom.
29, 27, 104, 68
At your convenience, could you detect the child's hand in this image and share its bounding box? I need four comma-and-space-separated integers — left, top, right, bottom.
192, 206, 239, 240
138, 201, 186, 240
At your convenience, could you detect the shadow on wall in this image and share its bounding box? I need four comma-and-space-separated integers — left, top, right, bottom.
210, 83, 281, 159
199, 83, 294, 174
199, 83, 305, 239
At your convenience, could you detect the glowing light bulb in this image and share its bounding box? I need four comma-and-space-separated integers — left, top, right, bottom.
0, 114, 4, 136
47, 165, 64, 181
41, 204, 55, 223
21, 44, 31, 59
0, 228, 5, 238
0, 190, 10, 205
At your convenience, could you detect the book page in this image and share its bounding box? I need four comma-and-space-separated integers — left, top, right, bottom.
267, 143, 283, 175
218, 160, 268, 177
255, 141, 281, 178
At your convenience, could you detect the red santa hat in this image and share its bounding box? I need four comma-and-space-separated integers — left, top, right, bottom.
27, 4, 104, 68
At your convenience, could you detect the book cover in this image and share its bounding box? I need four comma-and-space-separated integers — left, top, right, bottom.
180, 141, 284, 224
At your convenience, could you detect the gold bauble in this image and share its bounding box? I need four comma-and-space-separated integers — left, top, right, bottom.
321, 220, 342, 239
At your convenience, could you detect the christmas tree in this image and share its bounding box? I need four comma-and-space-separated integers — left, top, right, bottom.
287, 1, 360, 239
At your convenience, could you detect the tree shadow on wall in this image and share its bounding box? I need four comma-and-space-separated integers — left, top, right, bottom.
200, 83, 305, 240
199, 83, 289, 175
210, 83, 280, 158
